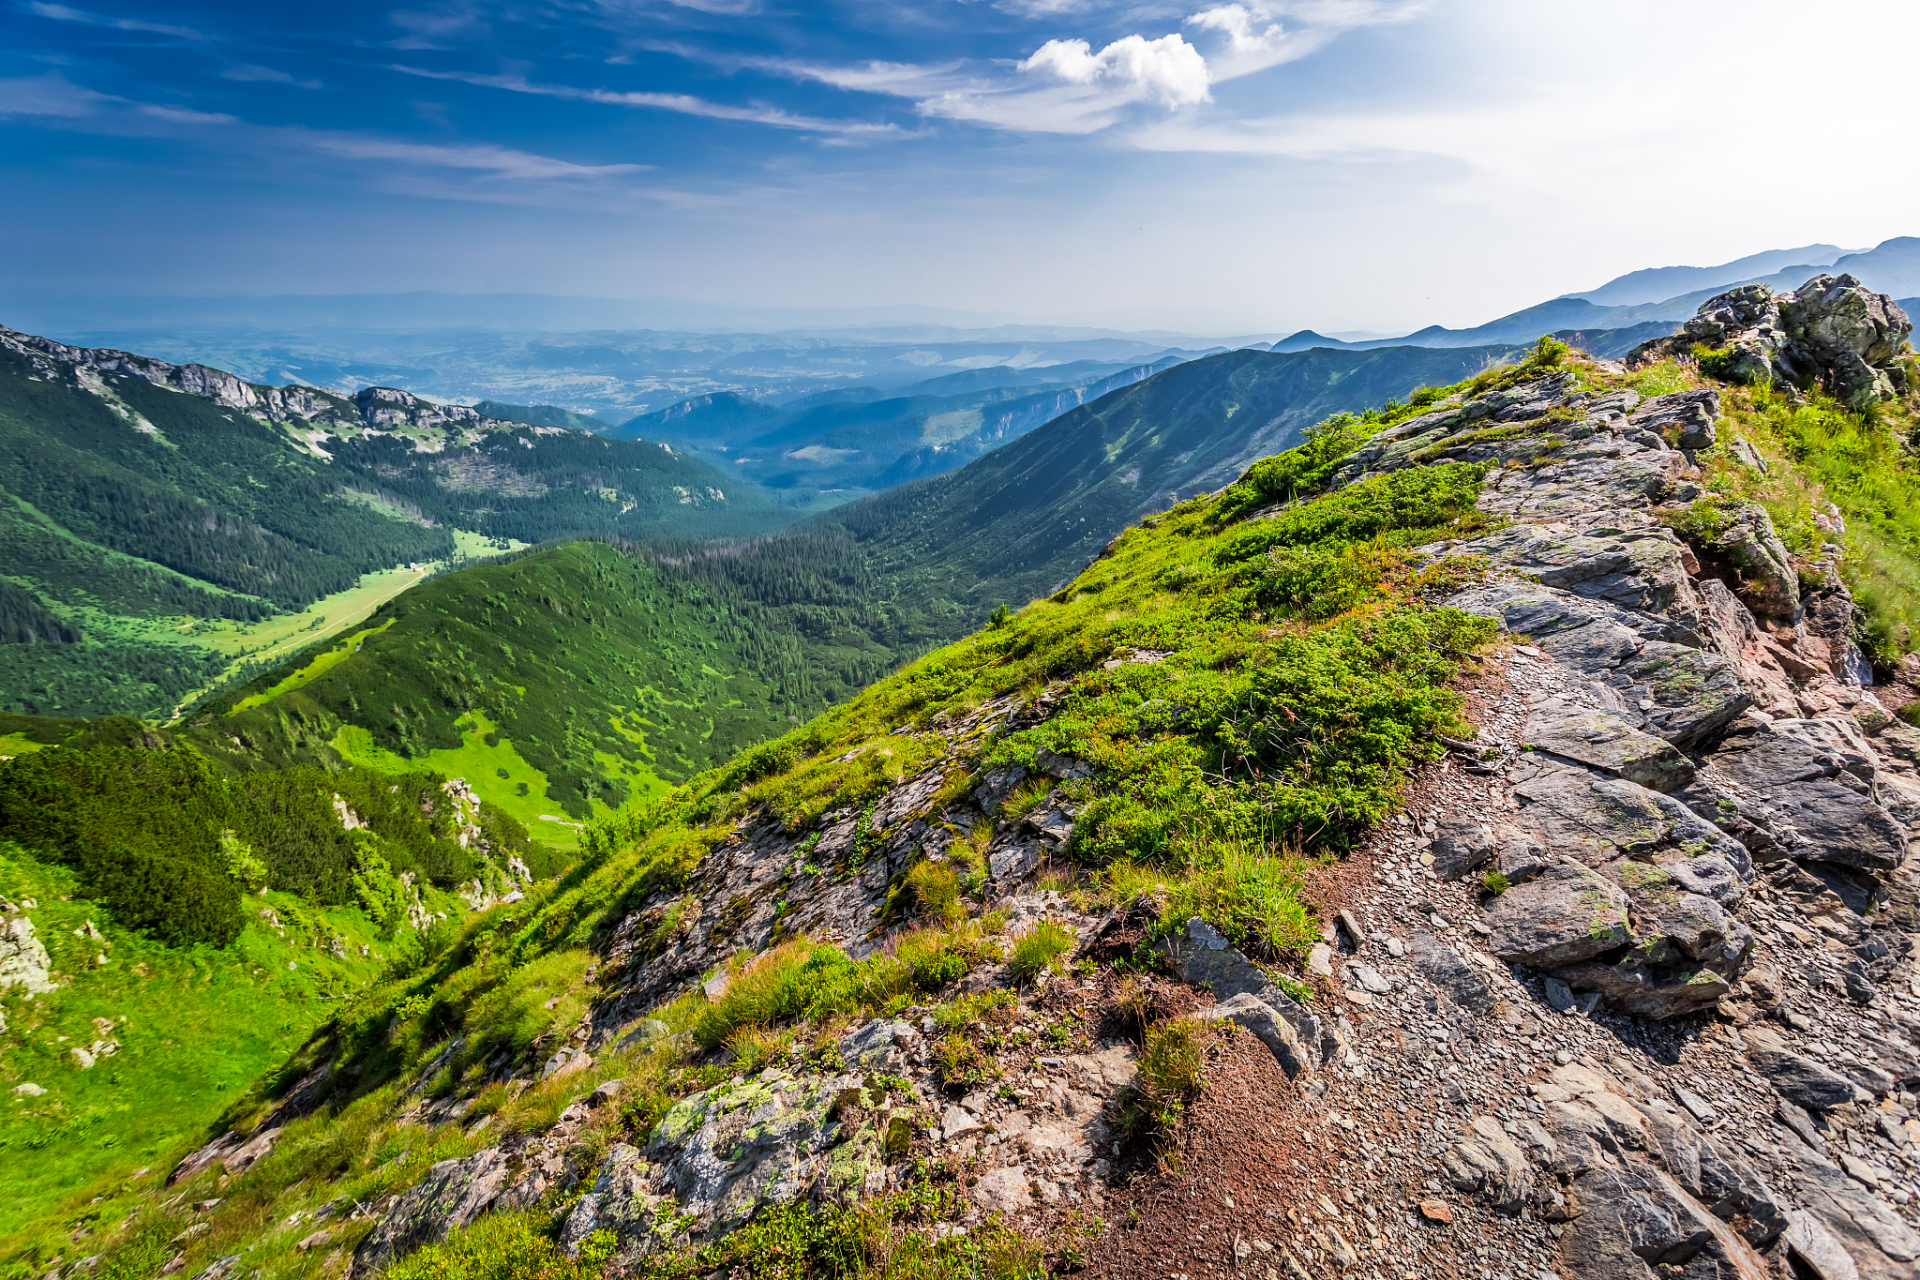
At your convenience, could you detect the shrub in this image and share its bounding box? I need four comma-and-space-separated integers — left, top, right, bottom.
0, 745, 243, 948
934, 1033, 993, 1091
1008, 919, 1074, 984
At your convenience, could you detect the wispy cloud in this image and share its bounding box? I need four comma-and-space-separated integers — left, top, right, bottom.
0, 71, 656, 203
221, 64, 324, 89
388, 65, 904, 135
26, 2, 209, 41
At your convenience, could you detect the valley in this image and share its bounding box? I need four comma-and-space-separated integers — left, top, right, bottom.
6, 263, 1920, 1280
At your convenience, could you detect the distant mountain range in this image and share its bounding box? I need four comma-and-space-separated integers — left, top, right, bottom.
1252, 237, 1920, 355
0, 325, 799, 721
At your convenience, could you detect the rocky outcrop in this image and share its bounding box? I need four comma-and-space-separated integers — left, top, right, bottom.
0, 324, 568, 452
1630, 275, 1914, 409
0, 900, 58, 999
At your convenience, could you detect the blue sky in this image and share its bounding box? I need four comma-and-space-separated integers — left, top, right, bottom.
2, 0, 1916, 333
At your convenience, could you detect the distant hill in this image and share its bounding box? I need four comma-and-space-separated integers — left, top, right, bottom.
0, 325, 798, 721
471, 399, 613, 433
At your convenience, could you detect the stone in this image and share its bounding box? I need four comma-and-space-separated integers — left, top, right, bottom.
616, 1019, 672, 1050
1418, 1200, 1454, 1224
646, 1068, 880, 1235
971, 1166, 1032, 1214
559, 1144, 672, 1262
351, 1147, 512, 1277
0, 914, 58, 995
1204, 992, 1312, 1079
1562, 958, 1732, 1020
1680, 717, 1906, 870
1523, 707, 1695, 792
1745, 1031, 1871, 1111
1542, 977, 1578, 1015
1429, 816, 1498, 879
1410, 931, 1495, 1015
1346, 964, 1392, 995
12, 1082, 44, 1097
541, 1048, 592, 1081
1484, 862, 1632, 969
1513, 758, 1753, 883
1306, 943, 1333, 977
588, 1079, 626, 1108
1441, 1116, 1533, 1213
942, 1105, 984, 1142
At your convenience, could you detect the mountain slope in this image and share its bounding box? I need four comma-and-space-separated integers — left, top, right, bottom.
618, 358, 1185, 495
0, 326, 798, 720
38, 321, 1920, 1280
1564, 242, 1850, 305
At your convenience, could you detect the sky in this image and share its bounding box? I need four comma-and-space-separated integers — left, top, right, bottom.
2, 0, 1917, 334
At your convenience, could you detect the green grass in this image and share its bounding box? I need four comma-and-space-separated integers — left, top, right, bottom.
1007, 920, 1073, 984
0, 846, 410, 1235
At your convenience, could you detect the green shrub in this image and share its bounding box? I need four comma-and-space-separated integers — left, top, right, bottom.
1007, 920, 1073, 984
0, 745, 243, 947
934, 1033, 993, 1090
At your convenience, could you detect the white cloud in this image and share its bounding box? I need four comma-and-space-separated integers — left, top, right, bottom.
305, 134, 648, 182
1019, 34, 1210, 107
27, 2, 208, 40
1186, 3, 1284, 54
389, 65, 903, 135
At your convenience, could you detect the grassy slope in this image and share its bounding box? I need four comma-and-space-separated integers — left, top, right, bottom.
0, 847, 424, 1235
186, 542, 824, 831
0, 338, 800, 723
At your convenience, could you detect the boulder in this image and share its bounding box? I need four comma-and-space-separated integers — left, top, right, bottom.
1441, 1116, 1533, 1214
1409, 931, 1495, 1016
646, 1067, 879, 1235
1429, 815, 1497, 879
1202, 992, 1312, 1079
1523, 707, 1695, 792
352, 1147, 512, 1277
1561, 957, 1732, 1021
1512, 758, 1754, 883
1484, 862, 1632, 969
558, 1144, 674, 1262
1679, 717, 1907, 870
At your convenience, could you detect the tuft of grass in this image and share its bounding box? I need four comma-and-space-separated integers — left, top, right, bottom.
1481, 869, 1511, 895
902, 859, 964, 926
1007, 920, 1074, 984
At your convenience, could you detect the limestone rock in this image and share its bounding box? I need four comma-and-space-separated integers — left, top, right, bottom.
0, 913, 58, 996
1484, 862, 1632, 970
